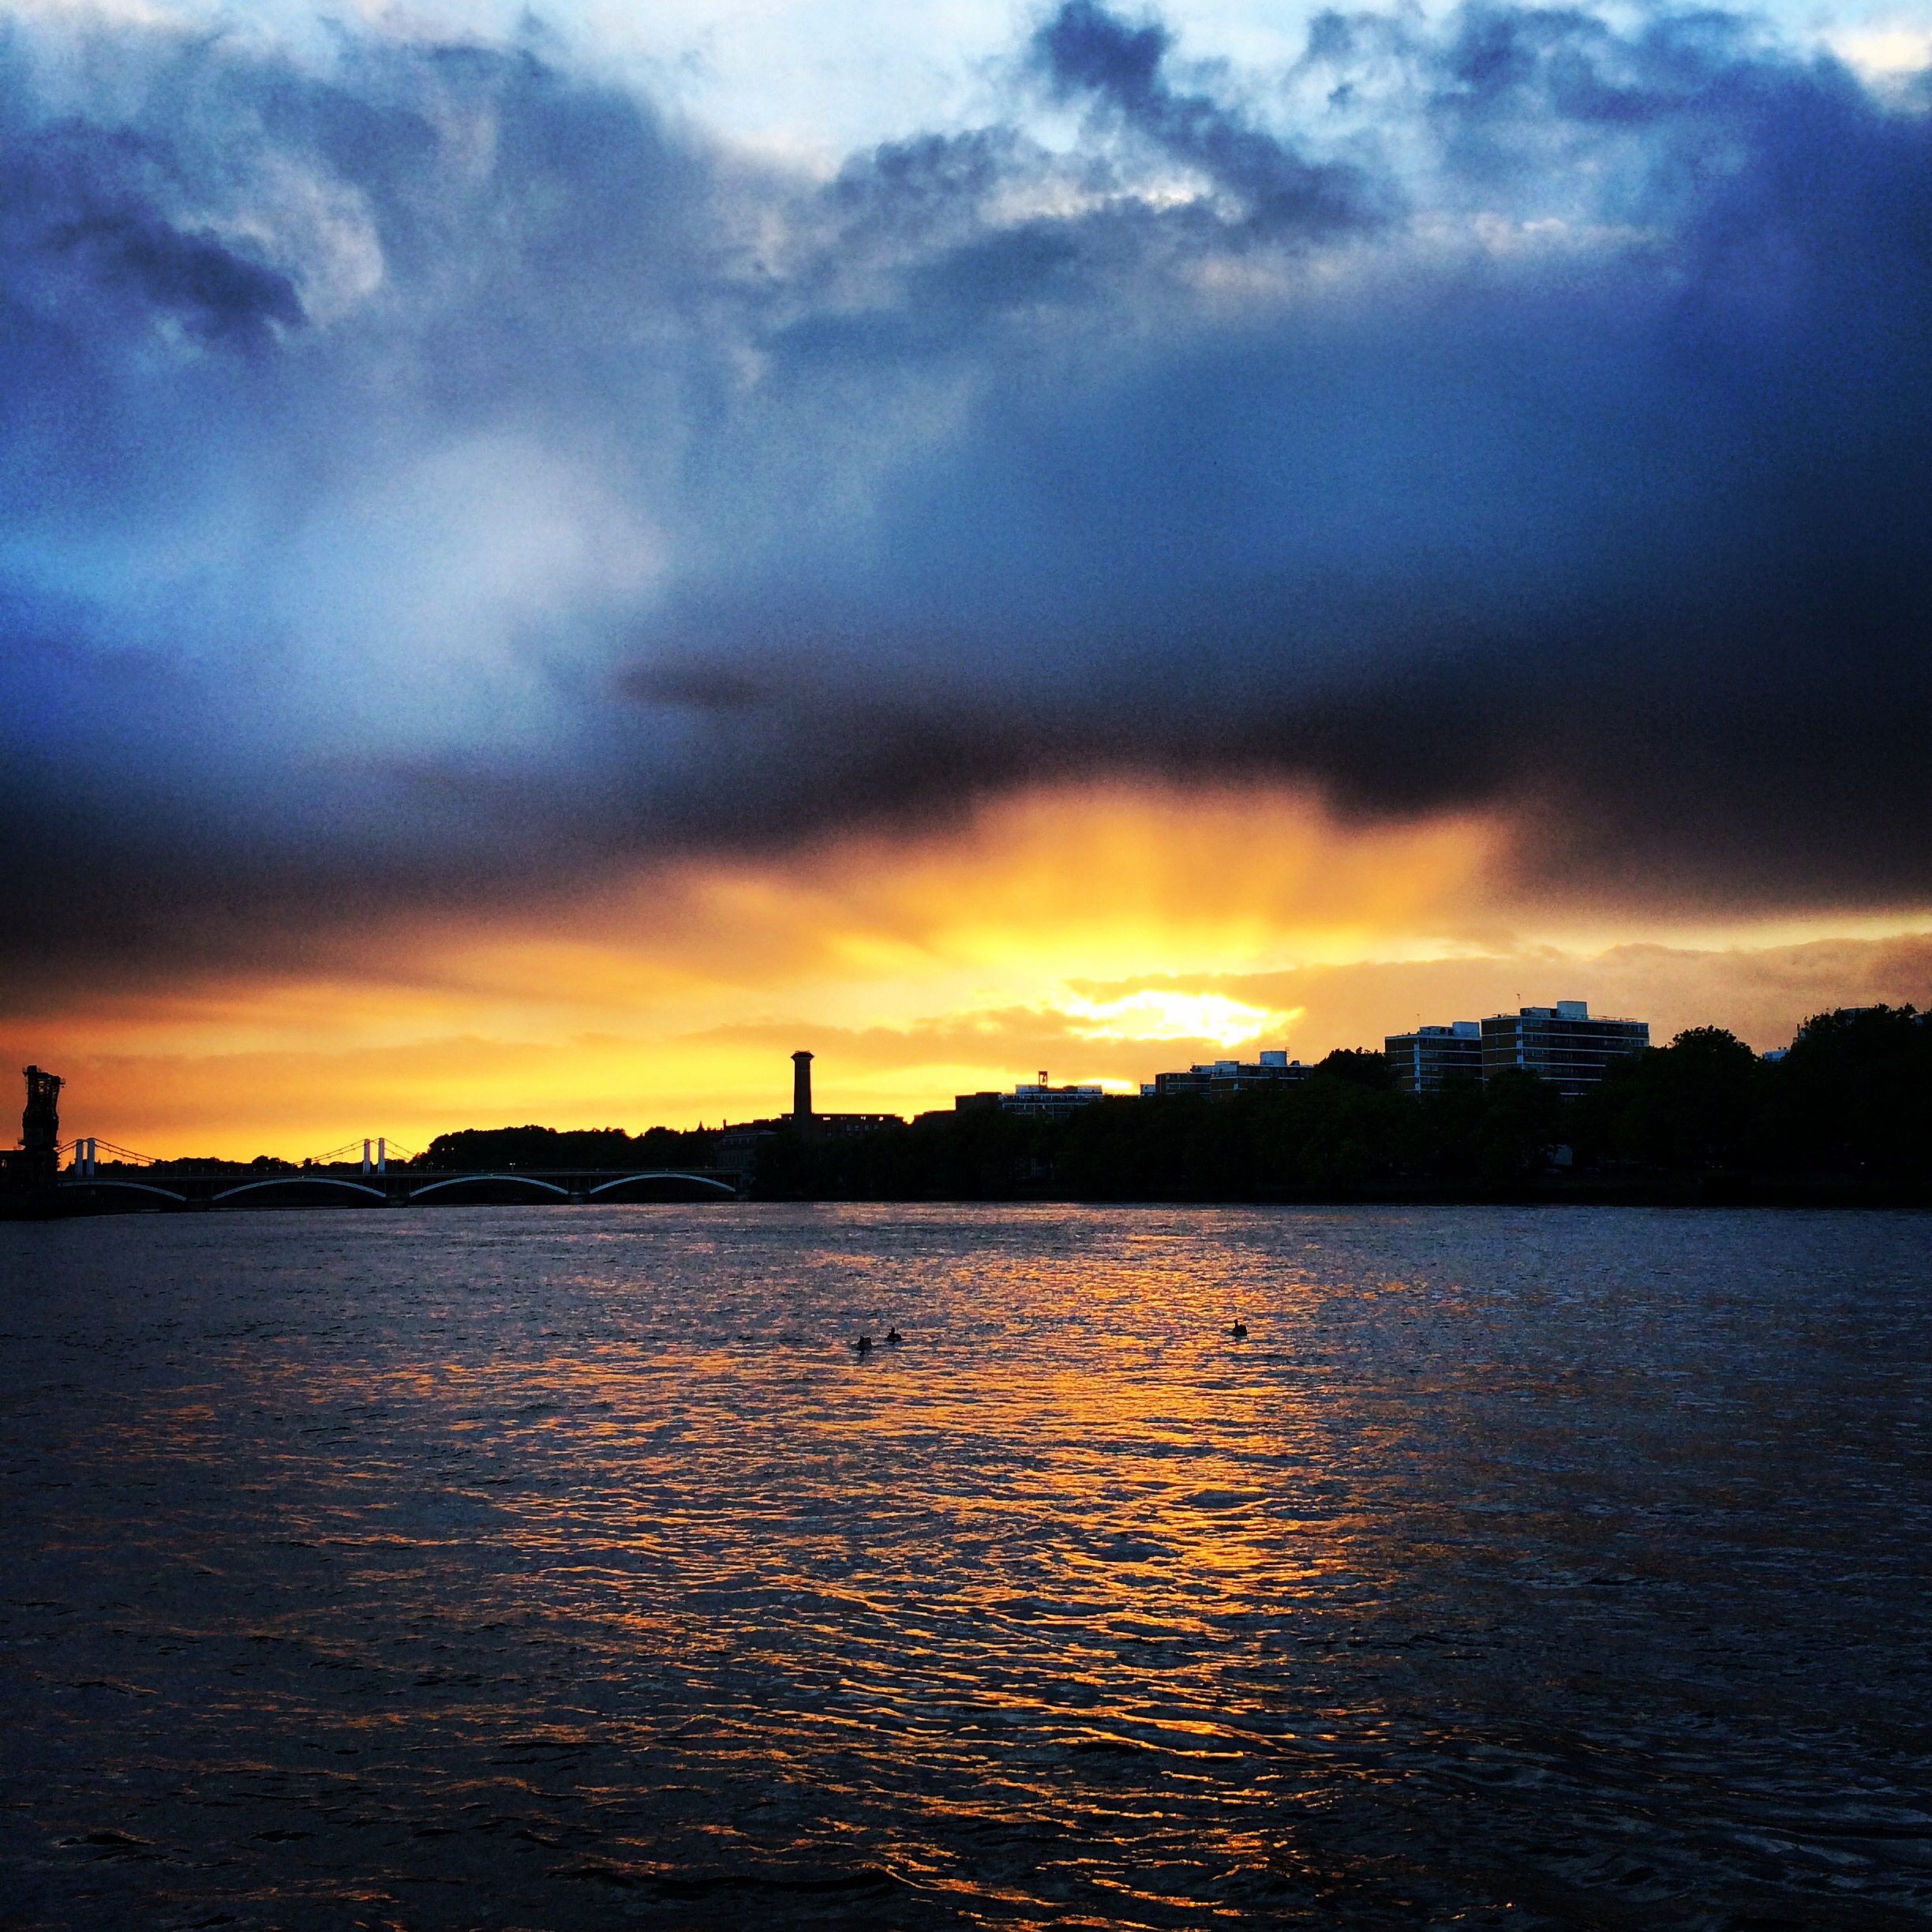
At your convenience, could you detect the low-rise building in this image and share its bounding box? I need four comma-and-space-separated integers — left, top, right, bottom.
715, 1120, 780, 1169
1143, 1050, 1312, 1100
721, 1110, 900, 1153
1479, 1002, 1649, 1097
965, 1076, 1107, 1123
1384, 1021, 1483, 1094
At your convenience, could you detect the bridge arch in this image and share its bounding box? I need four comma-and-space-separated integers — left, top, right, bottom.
58, 1179, 187, 1204
409, 1173, 571, 1202
586, 1171, 737, 1200
212, 1177, 386, 1204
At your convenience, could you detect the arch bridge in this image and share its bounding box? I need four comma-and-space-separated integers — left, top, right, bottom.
47, 1166, 746, 1214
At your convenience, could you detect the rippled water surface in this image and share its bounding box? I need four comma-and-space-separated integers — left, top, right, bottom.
3, 1204, 1930, 1930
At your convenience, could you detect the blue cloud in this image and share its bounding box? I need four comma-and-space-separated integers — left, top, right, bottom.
1032, 0, 1390, 235
0, 2, 1929, 978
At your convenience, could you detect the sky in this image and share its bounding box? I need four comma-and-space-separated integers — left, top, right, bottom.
2, 0, 1930, 1155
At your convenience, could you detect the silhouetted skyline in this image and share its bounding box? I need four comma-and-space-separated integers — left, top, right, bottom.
2, 0, 1927, 1150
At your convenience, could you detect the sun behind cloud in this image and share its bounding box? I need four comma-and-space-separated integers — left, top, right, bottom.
8, 781, 1927, 1156
1059, 990, 1304, 1050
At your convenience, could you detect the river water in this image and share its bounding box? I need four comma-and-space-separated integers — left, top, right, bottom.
2, 1204, 1929, 1930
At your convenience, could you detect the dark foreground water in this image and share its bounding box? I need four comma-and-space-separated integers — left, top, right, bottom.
2, 1205, 1930, 1932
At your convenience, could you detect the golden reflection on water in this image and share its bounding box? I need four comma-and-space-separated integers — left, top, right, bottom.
7, 1204, 1931, 1930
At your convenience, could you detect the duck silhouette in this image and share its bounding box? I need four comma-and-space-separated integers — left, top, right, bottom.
886, 1327, 903, 1345
854, 1334, 874, 1354
1230, 1320, 1248, 1339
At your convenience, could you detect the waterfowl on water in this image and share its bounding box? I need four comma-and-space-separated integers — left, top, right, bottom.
886, 1327, 903, 1345
1230, 1320, 1248, 1339
854, 1334, 874, 1353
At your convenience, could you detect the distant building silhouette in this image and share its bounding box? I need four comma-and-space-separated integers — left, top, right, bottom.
1002, 1080, 1105, 1122
1141, 1050, 1312, 1101
957, 1073, 1110, 1121
717, 1052, 901, 1168
1383, 1023, 1483, 1095
1480, 1002, 1649, 1097
2, 1065, 62, 1193
1386, 1004, 1648, 1097
21, 1065, 60, 1155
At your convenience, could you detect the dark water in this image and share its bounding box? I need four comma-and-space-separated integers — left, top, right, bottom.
2, 1204, 1930, 1931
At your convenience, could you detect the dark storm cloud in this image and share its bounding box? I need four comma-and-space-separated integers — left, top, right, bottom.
0, 115, 307, 347
2, 1, 1930, 981
1032, 0, 1390, 234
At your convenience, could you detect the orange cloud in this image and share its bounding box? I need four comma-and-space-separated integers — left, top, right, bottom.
6, 782, 1927, 1156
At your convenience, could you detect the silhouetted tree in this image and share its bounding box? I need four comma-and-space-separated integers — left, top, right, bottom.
1312, 1047, 1396, 1090
1767, 1005, 1930, 1174
417, 1124, 717, 1169
1408, 1076, 1492, 1181
1469, 1068, 1568, 1185
1576, 1027, 1762, 1171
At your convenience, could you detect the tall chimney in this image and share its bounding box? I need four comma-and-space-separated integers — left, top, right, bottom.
792, 1050, 814, 1124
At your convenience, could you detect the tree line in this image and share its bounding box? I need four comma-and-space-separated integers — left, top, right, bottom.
414, 1124, 716, 1169
751, 1005, 1930, 1204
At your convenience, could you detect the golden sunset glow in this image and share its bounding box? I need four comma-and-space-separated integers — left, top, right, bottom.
7, 782, 1929, 1158
8, 11, 1928, 1931
1061, 990, 1302, 1050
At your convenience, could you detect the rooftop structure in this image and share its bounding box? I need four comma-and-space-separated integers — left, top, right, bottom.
1384, 1021, 1482, 1095
1479, 1002, 1649, 1098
